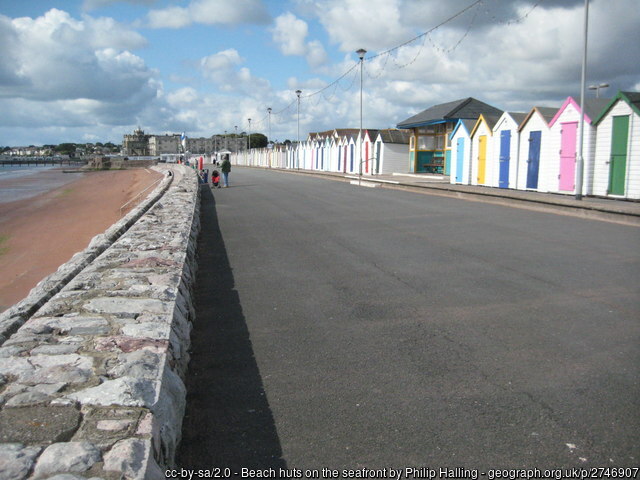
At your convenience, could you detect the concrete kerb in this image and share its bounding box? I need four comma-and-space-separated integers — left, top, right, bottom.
0, 168, 174, 346
0, 165, 201, 479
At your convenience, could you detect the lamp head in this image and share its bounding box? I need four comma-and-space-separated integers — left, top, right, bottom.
356, 48, 367, 60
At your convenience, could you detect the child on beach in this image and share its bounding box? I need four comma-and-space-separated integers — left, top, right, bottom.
211, 170, 221, 188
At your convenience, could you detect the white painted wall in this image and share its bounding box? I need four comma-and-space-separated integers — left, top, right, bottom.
449, 127, 471, 184
492, 114, 521, 189
517, 111, 553, 191
379, 141, 410, 174
470, 119, 495, 187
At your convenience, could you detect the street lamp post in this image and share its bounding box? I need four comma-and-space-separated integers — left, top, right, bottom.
267, 107, 272, 168
296, 89, 302, 170
356, 48, 367, 186
575, 0, 589, 201
248, 118, 251, 165
588, 83, 609, 98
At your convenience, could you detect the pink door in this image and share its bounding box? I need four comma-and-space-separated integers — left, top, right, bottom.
559, 122, 577, 191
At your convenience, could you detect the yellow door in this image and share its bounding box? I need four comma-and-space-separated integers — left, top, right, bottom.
478, 135, 487, 184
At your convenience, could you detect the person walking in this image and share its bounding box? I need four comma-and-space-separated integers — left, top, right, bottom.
220, 154, 231, 187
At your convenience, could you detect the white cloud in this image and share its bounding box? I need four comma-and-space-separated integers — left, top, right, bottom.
147, 0, 270, 29
271, 13, 328, 68
147, 7, 191, 29
311, 0, 412, 52
200, 49, 270, 95
272, 12, 308, 56
0, 8, 163, 145
0, 9, 153, 103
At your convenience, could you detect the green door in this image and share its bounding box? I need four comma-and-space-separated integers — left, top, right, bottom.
609, 115, 629, 195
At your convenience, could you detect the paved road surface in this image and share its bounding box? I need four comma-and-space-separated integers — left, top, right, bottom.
178, 167, 639, 472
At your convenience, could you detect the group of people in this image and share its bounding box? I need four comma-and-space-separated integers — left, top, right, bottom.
198, 154, 231, 188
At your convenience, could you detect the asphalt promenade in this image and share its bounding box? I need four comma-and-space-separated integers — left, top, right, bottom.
273, 168, 640, 226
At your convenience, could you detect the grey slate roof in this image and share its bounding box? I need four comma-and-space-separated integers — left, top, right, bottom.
520, 106, 558, 129
583, 98, 611, 122
483, 114, 502, 131
397, 97, 503, 128
509, 112, 527, 125
376, 129, 411, 144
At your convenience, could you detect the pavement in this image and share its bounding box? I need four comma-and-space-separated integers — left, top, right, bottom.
266, 167, 640, 226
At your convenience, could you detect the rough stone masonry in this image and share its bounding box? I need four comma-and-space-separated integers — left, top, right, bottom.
0, 165, 200, 479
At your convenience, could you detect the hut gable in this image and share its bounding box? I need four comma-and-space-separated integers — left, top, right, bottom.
519, 106, 558, 131
549, 97, 610, 127
377, 129, 411, 144
397, 97, 503, 128
593, 91, 640, 125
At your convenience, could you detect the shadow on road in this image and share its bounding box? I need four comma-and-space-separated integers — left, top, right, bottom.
176, 185, 286, 470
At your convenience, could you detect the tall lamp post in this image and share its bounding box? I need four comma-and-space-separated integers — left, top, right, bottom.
267, 107, 272, 168
588, 83, 609, 98
356, 48, 367, 185
575, 0, 589, 201
248, 118, 251, 165
296, 89, 302, 170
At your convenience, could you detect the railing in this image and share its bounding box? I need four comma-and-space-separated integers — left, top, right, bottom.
119, 176, 165, 216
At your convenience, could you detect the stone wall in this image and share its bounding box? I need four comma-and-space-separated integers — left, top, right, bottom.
0, 165, 200, 479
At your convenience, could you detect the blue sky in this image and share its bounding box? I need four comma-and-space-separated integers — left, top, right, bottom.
0, 0, 638, 147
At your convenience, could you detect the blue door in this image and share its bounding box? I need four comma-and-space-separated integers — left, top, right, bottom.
526, 131, 541, 189
350, 144, 354, 172
455, 137, 464, 183
499, 130, 511, 189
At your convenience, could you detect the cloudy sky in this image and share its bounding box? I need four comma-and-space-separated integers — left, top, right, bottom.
0, 0, 638, 147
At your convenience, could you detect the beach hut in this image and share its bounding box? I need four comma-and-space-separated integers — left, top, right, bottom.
516, 106, 558, 191
547, 96, 609, 195
491, 112, 526, 189
346, 135, 357, 173
449, 119, 475, 184
592, 91, 640, 199
328, 136, 339, 172
373, 129, 411, 174
469, 114, 501, 187
397, 97, 502, 174
336, 135, 346, 173
361, 130, 378, 175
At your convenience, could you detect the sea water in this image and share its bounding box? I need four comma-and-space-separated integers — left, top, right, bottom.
0, 165, 82, 204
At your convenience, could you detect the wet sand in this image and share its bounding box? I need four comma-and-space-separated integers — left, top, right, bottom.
0, 168, 163, 312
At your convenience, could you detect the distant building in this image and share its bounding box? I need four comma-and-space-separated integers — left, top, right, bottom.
149, 134, 180, 156
122, 128, 150, 156
122, 129, 248, 156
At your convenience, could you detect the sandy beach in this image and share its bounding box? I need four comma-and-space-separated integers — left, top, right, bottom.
0, 168, 163, 312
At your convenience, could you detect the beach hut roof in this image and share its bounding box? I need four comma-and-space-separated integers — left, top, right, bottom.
470, 114, 502, 137
376, 129, 411, 144
509, 112, 527, 125
397, 97, 503, 129
548, 96, 611, 127
518, 106, 558, 131
593, 91, 640, 125
491, 112, 526, 133
450, 118, 476, 139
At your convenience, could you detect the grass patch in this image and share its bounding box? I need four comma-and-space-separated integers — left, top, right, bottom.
0, 234, 9, 257
57, 187, 74, 197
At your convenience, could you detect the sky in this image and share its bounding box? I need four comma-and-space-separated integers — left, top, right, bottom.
0, 0, 638, 147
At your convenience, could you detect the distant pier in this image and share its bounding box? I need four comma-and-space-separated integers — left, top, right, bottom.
0, 156, 88, 167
